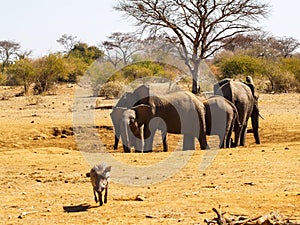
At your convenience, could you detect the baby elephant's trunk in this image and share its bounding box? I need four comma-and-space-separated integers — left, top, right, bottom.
87, 162, 111, 206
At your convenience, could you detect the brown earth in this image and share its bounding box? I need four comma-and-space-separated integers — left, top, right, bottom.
0, 85, 299, 225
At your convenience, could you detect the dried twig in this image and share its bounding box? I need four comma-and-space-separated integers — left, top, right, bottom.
18, 211, 38, 219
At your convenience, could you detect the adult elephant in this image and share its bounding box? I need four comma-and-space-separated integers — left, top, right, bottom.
110, 84, 168, 152
110, 85, 149, 152
214, 77, 262, 146
120, 91, 208, 152
203, 95, 240, 148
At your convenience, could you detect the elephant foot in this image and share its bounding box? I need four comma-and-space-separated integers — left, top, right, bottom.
143, 150, 153, 153
123, 145, 131, 153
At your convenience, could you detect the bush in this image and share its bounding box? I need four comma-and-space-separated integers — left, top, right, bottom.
33, 54, 66, 94
280, 57, 300, 82
58, 56, 88, 83
262, 60, 300, 93
219, 55, 263, 79
97, 81, 125, 99
6, 59, 35, 95
122, 65, 154, 81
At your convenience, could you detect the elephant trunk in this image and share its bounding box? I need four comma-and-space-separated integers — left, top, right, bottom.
120, 120, 131, 153
251, 110, 260, 144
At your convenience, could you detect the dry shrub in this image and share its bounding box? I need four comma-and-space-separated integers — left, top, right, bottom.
97, 81, 125, 99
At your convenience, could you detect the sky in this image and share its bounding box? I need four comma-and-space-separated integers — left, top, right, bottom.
0, 0, 299, 58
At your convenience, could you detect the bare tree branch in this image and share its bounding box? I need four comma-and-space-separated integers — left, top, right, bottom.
115, 0, 270, 93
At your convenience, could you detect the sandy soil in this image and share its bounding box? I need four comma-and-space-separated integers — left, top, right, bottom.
0, 85, 299, 225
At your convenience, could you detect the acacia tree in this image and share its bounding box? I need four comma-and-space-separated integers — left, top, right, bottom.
102, 32, 141, 68
0, 40, 21, 73
57, 34, 79, 55
115, 0, 269, 93
223, 32, 300, 59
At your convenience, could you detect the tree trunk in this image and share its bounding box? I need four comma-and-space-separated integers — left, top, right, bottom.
191, 59, 201, 94
192, 77, 198, 94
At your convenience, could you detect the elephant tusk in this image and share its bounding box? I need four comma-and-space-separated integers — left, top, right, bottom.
259, 112, 265, 120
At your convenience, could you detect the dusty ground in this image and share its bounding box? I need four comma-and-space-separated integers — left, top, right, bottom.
0, 85, 299, 225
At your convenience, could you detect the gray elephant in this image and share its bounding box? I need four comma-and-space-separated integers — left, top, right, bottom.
111, 106, 144, 152
120, 91, 208, 152
214, 77, 263, 146
110, 84, 168, 152
203, 95, 240, 148
110, 92, 133, 151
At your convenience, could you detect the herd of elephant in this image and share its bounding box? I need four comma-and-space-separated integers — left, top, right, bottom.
109, 76, 264, 153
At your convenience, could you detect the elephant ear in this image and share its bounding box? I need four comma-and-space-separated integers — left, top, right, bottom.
247, 83, 258, 100
110, 107, 127, 121
131, 104, 153, 126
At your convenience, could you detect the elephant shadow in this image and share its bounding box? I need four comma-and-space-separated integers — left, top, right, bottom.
63, 203, 98, 213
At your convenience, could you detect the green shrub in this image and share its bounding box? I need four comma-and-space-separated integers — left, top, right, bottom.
33, 54, 67, 94
280, 57, 300, 82
6, 59, 35, 94
219, 55, 263, 79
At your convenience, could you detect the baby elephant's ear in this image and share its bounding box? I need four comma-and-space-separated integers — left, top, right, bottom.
110, 107, 127, 120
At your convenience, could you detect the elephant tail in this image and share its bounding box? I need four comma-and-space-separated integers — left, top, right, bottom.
225, 99, 241, 129
232, 104, 241, 129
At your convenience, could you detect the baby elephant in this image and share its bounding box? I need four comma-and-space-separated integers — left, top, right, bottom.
86, 163, 111, 206
203, 95, 240, 148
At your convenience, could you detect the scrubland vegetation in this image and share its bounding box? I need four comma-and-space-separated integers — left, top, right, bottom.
1, 32, 300, 98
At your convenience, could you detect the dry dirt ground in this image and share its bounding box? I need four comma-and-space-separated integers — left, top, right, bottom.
0, 85, 299, 225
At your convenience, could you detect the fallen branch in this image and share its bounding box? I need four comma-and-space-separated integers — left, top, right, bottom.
204, 209, 298, 225
18, 210, 38, 219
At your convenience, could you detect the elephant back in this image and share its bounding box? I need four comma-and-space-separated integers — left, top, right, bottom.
215, 80, 253, 126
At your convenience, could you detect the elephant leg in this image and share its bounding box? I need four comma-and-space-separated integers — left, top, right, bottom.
234, 125, 241, 147
239, 125, 247, 146
226, 123, 234, 148
253, 128, 260, 144
183, 134, 195, 150
143, 124, 154, 153
219, 134, 226, 148
113, 134, 119, 150
161, 131, 168, 152
198, 132, 208, 150
251, 114, 260, 144
144, 135, 154, 152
